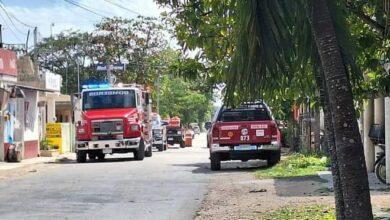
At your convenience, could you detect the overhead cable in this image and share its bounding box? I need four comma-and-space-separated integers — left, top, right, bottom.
63, 0, 107, 18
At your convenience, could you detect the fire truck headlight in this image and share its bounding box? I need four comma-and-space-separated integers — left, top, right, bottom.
130, 124, 139, 131
78, 128, 86, 134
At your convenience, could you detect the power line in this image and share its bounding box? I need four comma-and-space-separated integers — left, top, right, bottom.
103, 0, 142, 16
0, 11, 23, 43
0, 1, 34, 28
63, 0, 107, 18
0, 2, 27, 35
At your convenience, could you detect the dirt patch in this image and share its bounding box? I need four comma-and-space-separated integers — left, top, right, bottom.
196, 170, 334, 220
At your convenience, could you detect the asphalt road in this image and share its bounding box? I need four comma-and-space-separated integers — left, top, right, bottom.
0, 134, 211, 220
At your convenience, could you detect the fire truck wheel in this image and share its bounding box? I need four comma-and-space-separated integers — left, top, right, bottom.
210, 153, 221, 171
97, 153, 105, 161
134, 140, 145, 161
76, 151, 87, 163
145, 145, 153, 157
88, 153, 97, 160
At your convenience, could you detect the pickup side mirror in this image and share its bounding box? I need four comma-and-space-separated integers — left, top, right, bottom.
204, 121, 212, 130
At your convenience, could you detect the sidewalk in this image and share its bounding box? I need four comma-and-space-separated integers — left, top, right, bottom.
0, 153, 74, 172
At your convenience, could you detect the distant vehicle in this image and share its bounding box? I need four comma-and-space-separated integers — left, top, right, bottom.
190, 123, 200, 135
152, 113, 167, 151
166, 117, 185, 148
206, 101, 281, 171
74, 83, 153, 162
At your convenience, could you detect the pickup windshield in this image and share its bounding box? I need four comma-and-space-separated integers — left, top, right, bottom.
83, 90, 136, 110
219, 109, 271, 122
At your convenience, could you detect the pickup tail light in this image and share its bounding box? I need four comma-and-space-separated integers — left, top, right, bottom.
212, 126, 219, 138
270, 123, 279, 141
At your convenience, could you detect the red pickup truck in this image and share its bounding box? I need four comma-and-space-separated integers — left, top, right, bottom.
206, 102, 281, 170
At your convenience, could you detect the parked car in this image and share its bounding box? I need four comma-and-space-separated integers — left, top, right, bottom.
206, 101, 281, 170
151, 113, 167, 151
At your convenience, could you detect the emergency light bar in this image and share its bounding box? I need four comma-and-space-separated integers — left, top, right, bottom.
82, 84, 111, 89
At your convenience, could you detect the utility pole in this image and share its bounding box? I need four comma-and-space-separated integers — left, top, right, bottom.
156, 72, 161, 115
0, 24, 3, 48
50, 23, 54, 71
33, 27, 38, 75
77, 62, 80, 94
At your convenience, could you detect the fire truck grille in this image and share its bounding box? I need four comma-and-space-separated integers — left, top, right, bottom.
92, 120, 123, 135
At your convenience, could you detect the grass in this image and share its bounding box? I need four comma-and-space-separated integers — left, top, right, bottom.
259, 204, 335, 220
254, 153, 329, 179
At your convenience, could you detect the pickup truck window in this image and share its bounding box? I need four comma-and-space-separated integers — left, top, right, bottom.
83, 90, 136, 110
219, 109, 271, 122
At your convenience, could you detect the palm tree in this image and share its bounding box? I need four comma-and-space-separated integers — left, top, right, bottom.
229, 0, 373, 219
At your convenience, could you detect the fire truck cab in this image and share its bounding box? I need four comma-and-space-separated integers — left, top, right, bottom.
75, 83, 153, 162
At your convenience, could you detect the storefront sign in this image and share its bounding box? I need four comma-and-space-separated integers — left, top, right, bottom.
0, 49, 17, 76
44, 70, 62, 92
46, 123, 62, 138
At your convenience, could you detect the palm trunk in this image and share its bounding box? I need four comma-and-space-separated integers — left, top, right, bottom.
314, 65, 345, 219
312, 0, 373, 219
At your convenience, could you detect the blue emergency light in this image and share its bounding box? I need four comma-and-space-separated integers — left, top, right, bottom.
82, 83, 111, 89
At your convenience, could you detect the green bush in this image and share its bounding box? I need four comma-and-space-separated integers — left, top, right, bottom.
260, 205, 335, 220
254, 153, 329, 179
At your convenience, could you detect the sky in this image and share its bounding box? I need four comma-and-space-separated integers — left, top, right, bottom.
0, 0, 164, 46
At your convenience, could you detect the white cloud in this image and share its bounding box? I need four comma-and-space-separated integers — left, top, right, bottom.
1, 0, 165, 44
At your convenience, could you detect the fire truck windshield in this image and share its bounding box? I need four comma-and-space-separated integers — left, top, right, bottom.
82, 89, 136, 110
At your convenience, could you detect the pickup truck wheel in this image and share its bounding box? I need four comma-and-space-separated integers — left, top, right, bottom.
180, 141, 185, 148
76, 151, 87, 163
134, 140, 145, 161
145, 145, 153, 157
210, 153, 221, 171
164, 144, 167, 151
157, 145, 164, 151
267, 151, 281, 166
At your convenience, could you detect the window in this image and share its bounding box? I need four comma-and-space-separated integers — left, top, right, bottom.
219, 109, 271, 122
83, 90, 136, 110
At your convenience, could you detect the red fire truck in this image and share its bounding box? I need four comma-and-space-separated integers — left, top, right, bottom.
166, 117, 185, 148
75, 83, 153, 162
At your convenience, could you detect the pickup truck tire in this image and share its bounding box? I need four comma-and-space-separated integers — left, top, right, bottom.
134, 140, 145, 161
210, 153, 221, 171
157, 145, 164, 151
76, 151, 87, 163
267, 151, 281, 166
164, 144, 167, 151
145, 145, 153, 157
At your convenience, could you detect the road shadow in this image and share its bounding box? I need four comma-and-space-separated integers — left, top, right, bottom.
172, 160, 269, 174
45, 155, 140, 165
272, 175, 332, 197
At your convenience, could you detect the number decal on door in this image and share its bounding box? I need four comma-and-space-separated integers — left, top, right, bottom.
240, 135, 250, 141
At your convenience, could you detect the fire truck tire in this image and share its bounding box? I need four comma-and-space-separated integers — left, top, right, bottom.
267, 151, 281, 166
210, 153, 221, 171
134, 141, 145, 161
88, 153, 97, 160
145, 146, 152, 157
76, 151, 87, 163
97, 153, 105, 161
